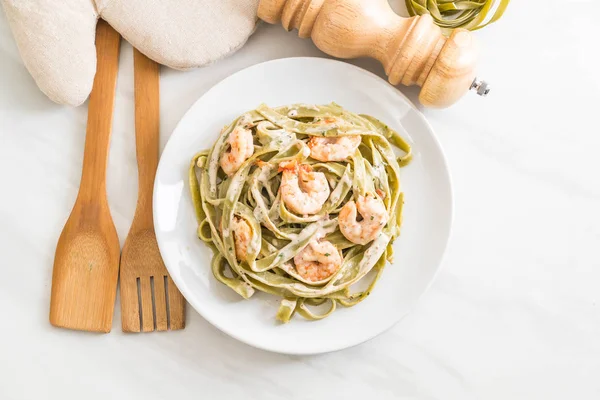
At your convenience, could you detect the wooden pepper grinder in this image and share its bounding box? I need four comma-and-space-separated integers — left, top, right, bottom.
258, 0, 490, 108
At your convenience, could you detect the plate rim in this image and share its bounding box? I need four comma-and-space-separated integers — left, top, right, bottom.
154, 57, 454, 355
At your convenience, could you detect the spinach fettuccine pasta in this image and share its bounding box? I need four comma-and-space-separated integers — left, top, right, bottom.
405, 0, 510, 34
189, 103, 412, 322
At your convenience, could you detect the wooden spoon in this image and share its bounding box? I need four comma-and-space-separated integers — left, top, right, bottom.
49, 21, 121, 332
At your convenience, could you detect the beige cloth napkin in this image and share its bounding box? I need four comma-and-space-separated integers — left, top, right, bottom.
1, 0, 260, 106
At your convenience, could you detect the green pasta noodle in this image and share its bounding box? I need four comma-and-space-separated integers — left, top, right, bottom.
405, 0, 510, 34
189, 103, 411, 323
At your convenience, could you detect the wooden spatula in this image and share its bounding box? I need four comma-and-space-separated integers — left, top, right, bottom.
49, 20, 121, 332
119, 49, 186, 332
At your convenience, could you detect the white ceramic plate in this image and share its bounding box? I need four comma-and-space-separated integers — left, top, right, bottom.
154, 57, 452, 355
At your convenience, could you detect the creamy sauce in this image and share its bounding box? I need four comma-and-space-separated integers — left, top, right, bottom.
296, 103, 320, 111
239, 113, 252, 127
226, 173, 246, 202
358, 233, 389, 273
278, 131, 295, 147
253, 206, 265, 223
276, 219, 337, 261
301, 144, 311, 158
304, 125, 336, 135
328, 172, 351, 205
256, 165, 273, 187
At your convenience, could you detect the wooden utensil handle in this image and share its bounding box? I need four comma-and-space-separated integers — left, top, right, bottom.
258, 0, 480, 108
78, 20, 121, 201
132, 49, 160, 230
49, 20, 121, 333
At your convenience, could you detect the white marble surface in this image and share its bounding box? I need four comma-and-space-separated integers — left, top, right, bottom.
1, 1, 599, 399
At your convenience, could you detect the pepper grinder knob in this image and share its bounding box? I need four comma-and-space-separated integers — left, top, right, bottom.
470, 78, 491, 96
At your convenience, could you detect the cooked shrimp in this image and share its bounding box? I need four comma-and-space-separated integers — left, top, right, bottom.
231, 216, 252, 261
220, 125, 254, 176
339, 194, 388, 245
279, 160, 330, 215
308, 135, 361, 162
293, 239, 342, 282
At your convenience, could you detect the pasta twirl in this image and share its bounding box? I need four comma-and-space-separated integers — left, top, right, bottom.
189, 103, 412, 322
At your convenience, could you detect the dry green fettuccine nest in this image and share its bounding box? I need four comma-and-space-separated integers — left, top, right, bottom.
405, 0, 510, 34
